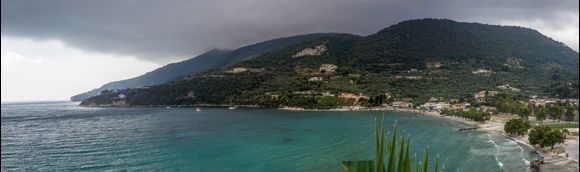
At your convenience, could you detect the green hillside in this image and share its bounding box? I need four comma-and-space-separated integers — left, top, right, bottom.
70, 33, 336, 101
81, 19, 579, 107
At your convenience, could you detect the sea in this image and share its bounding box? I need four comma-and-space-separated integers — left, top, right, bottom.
0, 101, 559, 171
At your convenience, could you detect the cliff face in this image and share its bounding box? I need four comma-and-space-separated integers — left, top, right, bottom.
292, 44, 327, 57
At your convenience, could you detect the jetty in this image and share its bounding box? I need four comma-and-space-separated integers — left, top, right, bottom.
458, 127, 478, 132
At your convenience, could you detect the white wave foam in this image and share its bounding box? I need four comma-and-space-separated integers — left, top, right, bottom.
504, 139, 517, 145
523, 159, 530, 167
486, 134, 498, 147
495, 156, 504, 168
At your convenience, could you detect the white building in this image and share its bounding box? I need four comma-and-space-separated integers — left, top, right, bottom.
308, 77, 323, 82
319, 64, 338, 73
322, 92, 335, 97
420, 102, 450, 112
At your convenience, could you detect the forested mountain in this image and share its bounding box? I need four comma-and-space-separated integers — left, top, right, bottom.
70, 33, 336, 101
81, 19, 579, 107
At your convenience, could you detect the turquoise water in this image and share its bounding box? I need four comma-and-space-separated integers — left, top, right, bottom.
2, 102, 536, 171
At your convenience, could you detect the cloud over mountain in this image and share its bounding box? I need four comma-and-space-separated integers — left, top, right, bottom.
2, 0, 578, 63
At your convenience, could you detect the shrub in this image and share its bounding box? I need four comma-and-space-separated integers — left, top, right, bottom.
504, 118, 531, 136
528, 126, 566, 149
341, 115, 443, 172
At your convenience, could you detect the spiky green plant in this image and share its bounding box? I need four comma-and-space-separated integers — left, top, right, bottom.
341, 114, 443, 172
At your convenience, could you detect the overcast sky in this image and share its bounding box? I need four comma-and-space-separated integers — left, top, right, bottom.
1, 0, 579, 102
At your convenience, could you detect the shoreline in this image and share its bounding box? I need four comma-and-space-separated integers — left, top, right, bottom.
280, 106, 579, 171
481, 118, 579, 171
80, 104, 262, 108
279, 106, 483, 126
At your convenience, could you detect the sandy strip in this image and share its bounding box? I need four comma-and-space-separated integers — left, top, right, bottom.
564, 129, 579, 165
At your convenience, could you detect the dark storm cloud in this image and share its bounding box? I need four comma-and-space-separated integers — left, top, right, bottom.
2, 0, 578, 63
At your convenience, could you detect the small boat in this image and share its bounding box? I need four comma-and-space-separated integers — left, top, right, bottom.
166, 106, 171, 109
196, 107, 202, 112
228, 106, 238, 110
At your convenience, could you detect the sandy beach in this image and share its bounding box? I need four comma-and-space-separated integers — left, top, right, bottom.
439, 114, 580, 171
404, 111, 580, 171
563, 128, 579, 167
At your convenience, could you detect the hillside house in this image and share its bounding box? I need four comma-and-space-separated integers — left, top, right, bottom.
322, 92, 335, 97
393, 101, 413, 108
269, 94, 280, 100
562, 99, 579, 106
226, 67, 263, 73
407, 69, 420, 73
531, 97, 560, 106
429, 97, 442, 102
319, 64, 338, 73
472, 68, 492, 75
112, 94, 127, 106
451, 102, 471, 110
384, 93, 393, 99
420, 102, 451, 112
186, 91, 195, 99
490, 91, 499, 96
293, 90, 315, 95
497, 84, 521, 92
228, 67, 248, 73
474, 91, 498, 102
474, 91, 486, 99
308, 77, 323, 82
426, 62, 444, 69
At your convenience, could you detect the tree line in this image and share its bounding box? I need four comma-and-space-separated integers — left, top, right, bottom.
441, 108, 491, 123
